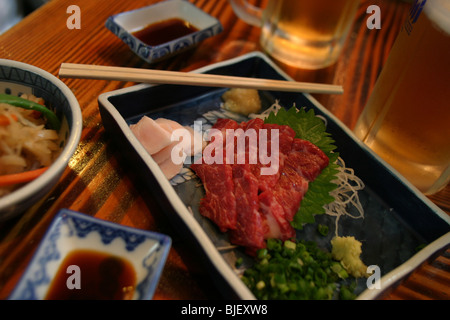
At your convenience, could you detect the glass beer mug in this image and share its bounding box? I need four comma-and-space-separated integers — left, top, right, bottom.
228, 0, 360, 69
354, 0, 450, 195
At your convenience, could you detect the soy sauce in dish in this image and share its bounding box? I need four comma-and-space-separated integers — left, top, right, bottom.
45, 249, 136, 300
132, 18, 199, 46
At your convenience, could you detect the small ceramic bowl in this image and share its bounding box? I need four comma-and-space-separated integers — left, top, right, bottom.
0, 59, 82, 221
105, 0, 223, 64
9, 209, 172, 300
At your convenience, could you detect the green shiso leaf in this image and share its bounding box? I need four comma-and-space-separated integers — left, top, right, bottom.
265, 107, 339, 229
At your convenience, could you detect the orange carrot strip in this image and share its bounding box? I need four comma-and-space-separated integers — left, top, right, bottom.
0, 114, 18, 126
0, 167, 49, 187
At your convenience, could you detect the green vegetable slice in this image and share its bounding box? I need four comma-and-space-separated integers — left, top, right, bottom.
264, 107, 340, 229
0, 93, 61, 130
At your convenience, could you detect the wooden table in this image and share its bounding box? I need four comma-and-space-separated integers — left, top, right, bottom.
0, 0, 449, 301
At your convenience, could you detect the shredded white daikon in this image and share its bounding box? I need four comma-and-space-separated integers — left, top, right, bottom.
324, 157, 365, 237
248, 99, 284, 119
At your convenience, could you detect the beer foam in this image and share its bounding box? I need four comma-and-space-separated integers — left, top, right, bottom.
425, 0, 450, 35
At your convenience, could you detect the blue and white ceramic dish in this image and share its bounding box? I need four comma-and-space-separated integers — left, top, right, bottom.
9, 209, 171, 300
105, 0, 223, 64
0, 59, 82, 221
97, 52, 450, 299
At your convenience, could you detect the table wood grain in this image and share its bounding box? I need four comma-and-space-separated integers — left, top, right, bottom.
0, 0, 448, 300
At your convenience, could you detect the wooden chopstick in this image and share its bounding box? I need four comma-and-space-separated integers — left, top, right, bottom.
58, 63, 343, 94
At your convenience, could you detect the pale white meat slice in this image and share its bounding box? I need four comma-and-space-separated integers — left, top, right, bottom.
158, 157, 183, 180
130, 116, 172, 155
131, 116, 204, 179
155, 118, 205, 157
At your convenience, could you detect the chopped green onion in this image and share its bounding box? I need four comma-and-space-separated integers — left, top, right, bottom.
331, 262, 349, 279
284, 240, 296, 251
317, 224, 329, 236
257, 248, 268, 260
256, 281, 265, 290
339, 285, 357, 300
242, 239, 358, 300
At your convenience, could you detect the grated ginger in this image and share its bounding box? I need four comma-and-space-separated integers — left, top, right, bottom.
222, 88, 262, 116
331, 236, 369, 278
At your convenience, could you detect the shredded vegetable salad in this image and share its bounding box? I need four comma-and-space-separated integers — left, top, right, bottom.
0, 94, 60, 197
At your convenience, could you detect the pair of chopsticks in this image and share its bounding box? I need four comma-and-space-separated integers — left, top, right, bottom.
58, 63, 343, 94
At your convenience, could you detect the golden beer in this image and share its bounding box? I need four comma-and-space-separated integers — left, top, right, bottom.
228, 0, 359, 69
261, 0, 359, 69
354, 0, 450, 194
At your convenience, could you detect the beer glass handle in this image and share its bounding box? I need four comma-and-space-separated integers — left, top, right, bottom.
228, 0, 263, 27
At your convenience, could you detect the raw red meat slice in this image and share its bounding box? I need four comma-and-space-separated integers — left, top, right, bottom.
259, 190, 296, 240
285, 139, 329, 181
262, 123, 296, 155
212, 118, 240, 131
191, 161, 236, 232
238, 118, 263, 166
261, 138, 328, 230
272, 165, 309, 222
240, 118, 264, 131
252, 123, 296, 192
191, 118, 240, 231
228, 164, 265, 250
191, 117, 330, 251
